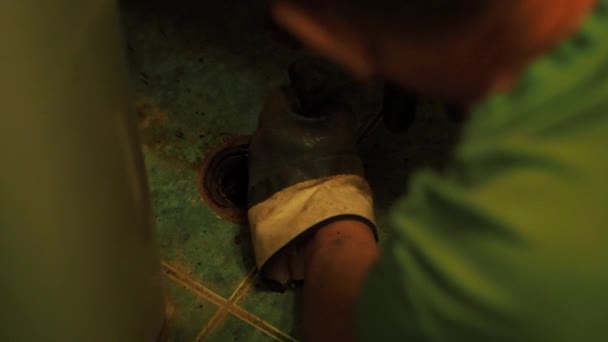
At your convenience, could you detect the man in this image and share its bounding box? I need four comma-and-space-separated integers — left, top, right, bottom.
246, 0, 608, 341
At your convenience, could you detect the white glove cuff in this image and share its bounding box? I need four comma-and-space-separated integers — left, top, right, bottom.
248, 174, 375, 286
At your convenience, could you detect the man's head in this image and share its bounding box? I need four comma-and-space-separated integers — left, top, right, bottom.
273, 0, 596, 103
277, 0, 490, 34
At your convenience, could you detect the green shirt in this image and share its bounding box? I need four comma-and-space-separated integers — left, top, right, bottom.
357, 2, 608, 341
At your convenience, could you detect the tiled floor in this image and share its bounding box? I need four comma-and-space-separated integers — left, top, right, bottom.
121, 0, 461, 340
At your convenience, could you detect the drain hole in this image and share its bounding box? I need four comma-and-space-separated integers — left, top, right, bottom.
205, 145, 248, 209
197, 136, 249, 223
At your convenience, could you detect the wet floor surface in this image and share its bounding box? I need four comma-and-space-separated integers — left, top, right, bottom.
121, 0, 461, 340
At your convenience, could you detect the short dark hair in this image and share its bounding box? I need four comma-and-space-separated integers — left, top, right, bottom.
284, 0, 491, 34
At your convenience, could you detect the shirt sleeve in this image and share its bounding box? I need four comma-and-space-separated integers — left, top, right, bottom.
355, 132, 608, 342
354, 9, 608, 338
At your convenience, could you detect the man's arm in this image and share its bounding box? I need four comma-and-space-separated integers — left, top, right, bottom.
302, 220, 379, 342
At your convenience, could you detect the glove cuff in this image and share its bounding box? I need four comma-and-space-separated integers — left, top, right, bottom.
247, 174, 376, 288
248, 155, 365, 209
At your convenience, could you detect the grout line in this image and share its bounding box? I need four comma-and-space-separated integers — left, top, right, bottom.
226, 269, 299, 342
194, 267, 258, 341
194, 307, 231, 341
160, 262, 230, 341
227, 267, 257, 303
162, 261, 298, 342
161, 261, 226, 308
228, 305, 299, 342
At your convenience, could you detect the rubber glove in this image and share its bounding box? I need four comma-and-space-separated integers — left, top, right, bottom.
247, 82, 377, 289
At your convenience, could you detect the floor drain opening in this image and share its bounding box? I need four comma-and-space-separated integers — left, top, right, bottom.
197, 136, 250, 224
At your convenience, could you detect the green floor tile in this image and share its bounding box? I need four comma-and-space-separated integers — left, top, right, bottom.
147, 153, 255, 297
206, 315, 276, 342
123, 0, 294, 173
164, 278, 219, 342
238, 282, 303, 340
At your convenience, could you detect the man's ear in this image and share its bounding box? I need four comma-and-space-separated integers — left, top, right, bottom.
272, 1, 376, 78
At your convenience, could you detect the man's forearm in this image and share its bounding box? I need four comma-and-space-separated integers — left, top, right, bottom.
303, 220, 380, 342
